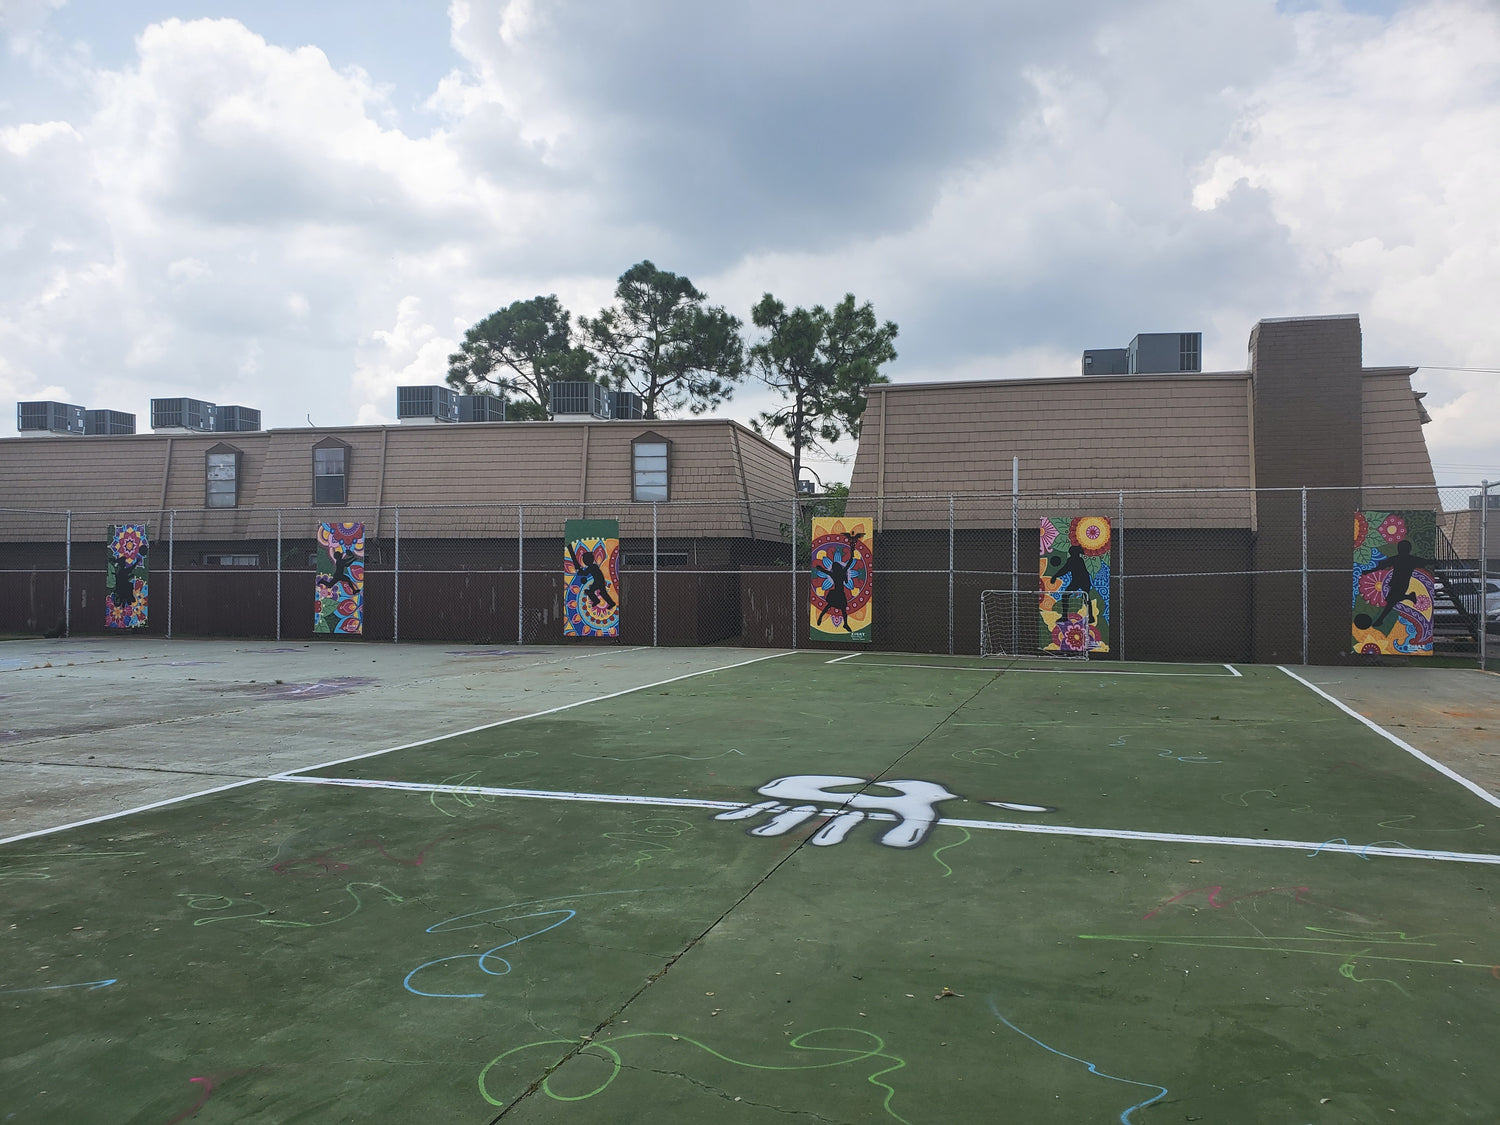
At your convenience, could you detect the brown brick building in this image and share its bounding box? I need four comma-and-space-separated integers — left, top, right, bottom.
846, 314, 1439, 662
0, 418, 795, 643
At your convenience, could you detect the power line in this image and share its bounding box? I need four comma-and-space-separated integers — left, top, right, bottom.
1417, 366, 1500, 373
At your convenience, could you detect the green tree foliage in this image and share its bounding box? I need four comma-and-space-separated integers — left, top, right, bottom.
749, 292, 897, 488
579, 261, 745, 419
445, 295, 593, 420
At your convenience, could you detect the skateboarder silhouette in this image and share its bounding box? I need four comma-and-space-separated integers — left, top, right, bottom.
572, 542, 616, 610
814, 531, 863, 631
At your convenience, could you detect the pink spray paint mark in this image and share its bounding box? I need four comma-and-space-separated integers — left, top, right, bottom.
1142, 884, 1352, 922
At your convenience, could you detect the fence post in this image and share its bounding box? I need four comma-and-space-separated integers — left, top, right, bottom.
275, 508, 282, 642
948, 494, 955, 655
1117, 489, 1125, 661
1300, 486, 1308, 665
1011, 458, 1019, 646
64, 511, 72, 637
167, 510, 175, 640
392, 507, 400, 645
652, 501, 659, 648
517, 503, 524, 645
1482, 480, 1491, 672
790, 497, 798, 651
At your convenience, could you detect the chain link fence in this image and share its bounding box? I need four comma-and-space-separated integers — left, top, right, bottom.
0, 485, 1490, 667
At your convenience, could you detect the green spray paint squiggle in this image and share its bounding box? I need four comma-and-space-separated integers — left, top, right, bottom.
479, 1027, 910, 1122
931, 827, 972, 878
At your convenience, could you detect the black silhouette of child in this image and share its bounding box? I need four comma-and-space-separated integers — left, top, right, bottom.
1052, 544, 1096, 624
814, 532, 863, 631
109, 540, 148, 610
1360, 539, 1432, 628
315, 542, 355, 598
573, 543, 616, 610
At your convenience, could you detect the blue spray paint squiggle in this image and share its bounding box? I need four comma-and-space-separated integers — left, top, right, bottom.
988, 997, 1167, 1124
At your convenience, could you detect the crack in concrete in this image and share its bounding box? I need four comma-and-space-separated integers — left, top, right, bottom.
486, 679, 993, 1123
0, 756, 253, 780
0, 706, 253, 748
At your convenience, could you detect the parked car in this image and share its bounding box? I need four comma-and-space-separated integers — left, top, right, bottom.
1433, 577, 1500, 623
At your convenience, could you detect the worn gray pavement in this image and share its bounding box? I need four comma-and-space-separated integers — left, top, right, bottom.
1291, 663, 1500, 796
0, 637, 785, 840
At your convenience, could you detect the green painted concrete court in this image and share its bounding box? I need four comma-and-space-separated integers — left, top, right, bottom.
3, 640, 1500, 1123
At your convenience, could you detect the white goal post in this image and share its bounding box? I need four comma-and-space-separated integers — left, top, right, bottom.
979, 589, 1091, 659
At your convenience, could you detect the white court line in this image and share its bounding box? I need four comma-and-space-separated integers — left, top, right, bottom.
1278, 665, 1500, 811
276, 650, 793, 777
828, 658, 1240, 677
266, 774, 1500, 867
0, 779, 263, 846
1224, 664, 1243, 678
824, 653, 860, 664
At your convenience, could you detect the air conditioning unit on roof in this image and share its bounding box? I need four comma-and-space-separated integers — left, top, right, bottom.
397, 385, 459, 423
17, 401, 86, 436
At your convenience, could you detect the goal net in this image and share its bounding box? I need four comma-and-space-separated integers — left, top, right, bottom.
979, 589, 1093, 660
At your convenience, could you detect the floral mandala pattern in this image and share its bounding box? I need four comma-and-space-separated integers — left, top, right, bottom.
105, 523, 149, 629
314, 522, 364, 635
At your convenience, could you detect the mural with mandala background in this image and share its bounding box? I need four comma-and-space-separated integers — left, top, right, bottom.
564, 519, 620, 638
105, 523, 149, 629
1352, 510, 1436, 656
314, 522, 365, 635
809, 517, 873, 643
1038, 515, 1110, 654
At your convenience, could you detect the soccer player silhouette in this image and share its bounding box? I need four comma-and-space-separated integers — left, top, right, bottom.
1053, 544, 1097, 624
572, 543, 616, 610
1360, 539, 1432, 628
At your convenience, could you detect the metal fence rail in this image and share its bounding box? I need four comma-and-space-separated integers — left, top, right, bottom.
0, 484, 1491, 668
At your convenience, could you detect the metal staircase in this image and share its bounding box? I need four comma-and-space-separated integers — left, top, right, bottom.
1432, 525, 1486, 643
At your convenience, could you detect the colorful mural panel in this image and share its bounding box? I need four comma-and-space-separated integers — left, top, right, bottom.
1038, 515, 1110, 653
314, 522, 365, 635
1352, 510, 1436, 656
105, 524, 149, 629
564, 519, 621, 638
809, 517, 873, 643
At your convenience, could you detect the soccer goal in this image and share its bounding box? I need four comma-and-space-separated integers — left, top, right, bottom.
979, 589, 1092, 659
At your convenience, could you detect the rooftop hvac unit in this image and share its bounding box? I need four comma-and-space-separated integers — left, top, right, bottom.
458, 394, 505, 422
396, 385, 459, 423
151, 397, 218, 432
17, 401, 86, 436
610, 390, 644, 420
216, 405, 261, 432
550, 381, 611, 420
84, 409, 136, 435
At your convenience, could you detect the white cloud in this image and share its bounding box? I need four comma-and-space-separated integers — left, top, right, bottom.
0, 1, 1495, 487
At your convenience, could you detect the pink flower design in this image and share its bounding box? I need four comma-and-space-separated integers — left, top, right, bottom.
1377, 514, 1407, 544
1358, 569, 1389, 608
1039, 519, 1058, 555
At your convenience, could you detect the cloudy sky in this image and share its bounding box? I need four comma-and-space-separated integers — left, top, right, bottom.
2, 0, 1497, 488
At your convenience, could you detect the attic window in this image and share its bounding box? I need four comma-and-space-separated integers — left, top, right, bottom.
205, 443, 241, 509
313, 437, 349, 505
632, 433, 670, 502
